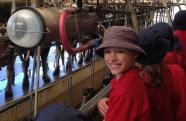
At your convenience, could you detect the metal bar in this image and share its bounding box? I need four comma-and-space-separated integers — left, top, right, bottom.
67, 54, 73, 105
176, 0, 182, 10
161, 0, 173, 25
28, 51, 37, 121
34, 46, 41, 117
11, 0, 16, 14
79, 84, 110, 115
126, 0, 139, 31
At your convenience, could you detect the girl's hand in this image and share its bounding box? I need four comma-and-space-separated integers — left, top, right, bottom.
98, 98, 109, 117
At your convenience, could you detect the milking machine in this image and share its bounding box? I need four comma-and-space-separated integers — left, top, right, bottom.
5, 0, 102, 119
6, 6, 59, 49
6, 1, 60, 120
0, 0, 32, 97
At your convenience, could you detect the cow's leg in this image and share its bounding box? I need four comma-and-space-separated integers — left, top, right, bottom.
66, 54, 73, 72
22, 56, 30, 88
85, 48, 93, 63
73, 53, 77, 63
53, 45, 61, 76
5, 55, 16, 97
41, 47, 51, 82
78, 52, 84, 65
61, 46, 65, 65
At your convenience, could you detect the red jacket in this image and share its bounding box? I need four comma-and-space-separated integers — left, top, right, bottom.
145, 64, 186, 121
105, 68, 151, 121
166, 64, 186, 121
174, 30, 186, 55
173, 30, 186, 70
105, 65, 186, 121
164, 50, 186, 70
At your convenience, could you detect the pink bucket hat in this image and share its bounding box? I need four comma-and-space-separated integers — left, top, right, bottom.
95, 26, 145, 57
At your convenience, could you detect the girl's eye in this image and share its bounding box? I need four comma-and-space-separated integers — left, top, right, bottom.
104, 50, 111, 53
116, 50, 125, 53
119, 50, 124, 53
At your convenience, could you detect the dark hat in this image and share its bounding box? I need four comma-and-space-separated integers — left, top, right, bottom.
173, 10, 186, 30
137, 29, 170, 65
148, 22, 174, 51
35, 104, 89, 121
95, 26, 145, 57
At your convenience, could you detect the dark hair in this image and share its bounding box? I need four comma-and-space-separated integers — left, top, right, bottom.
139, 63, 164, 87
137, 29, 167, 87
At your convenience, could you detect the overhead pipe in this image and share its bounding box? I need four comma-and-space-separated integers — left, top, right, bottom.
0, 0, 26, 5
0, 0, 29, 8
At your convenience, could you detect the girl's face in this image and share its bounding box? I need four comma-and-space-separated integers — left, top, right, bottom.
104, 47, 138, 80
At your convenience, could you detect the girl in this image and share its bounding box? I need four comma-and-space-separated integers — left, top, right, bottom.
96, 26, 151, 121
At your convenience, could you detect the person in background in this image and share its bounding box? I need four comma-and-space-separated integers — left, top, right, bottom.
137, 29, 186, 121
148, 22, 174, 51
96, 26, 151, 121
147, 22, 186, 68
35, 104, 89, 121
172, 10, 186, 70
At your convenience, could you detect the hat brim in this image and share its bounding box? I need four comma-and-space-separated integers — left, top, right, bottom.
95, 41, 146, 57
